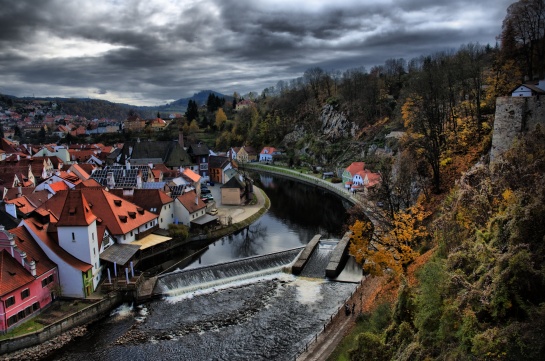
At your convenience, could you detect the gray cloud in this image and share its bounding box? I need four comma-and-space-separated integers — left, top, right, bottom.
0, 0, 514, 105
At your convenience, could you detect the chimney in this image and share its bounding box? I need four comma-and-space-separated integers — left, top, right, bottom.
195, 195, 199, 205
107, 171, 115, 189
17, 154, 20, 161
29, 260, 36, 277
17, 186, 22, 197
179, 128, 184, 149
20, 251, 26, 267
137, 171, 142, 189
126, 160, 131, 170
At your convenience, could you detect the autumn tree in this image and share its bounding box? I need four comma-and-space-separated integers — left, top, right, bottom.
215, 108, 227, 131
349, 203, 430, 276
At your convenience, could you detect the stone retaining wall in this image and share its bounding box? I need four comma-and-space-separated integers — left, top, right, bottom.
491, 96, 545, 162
0, 293, 122, 355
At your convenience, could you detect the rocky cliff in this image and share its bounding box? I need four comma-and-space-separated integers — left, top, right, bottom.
320, 104, 359, 141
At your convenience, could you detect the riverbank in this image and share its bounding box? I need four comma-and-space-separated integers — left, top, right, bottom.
0, 187, 270, 358
242, 163, 360, 205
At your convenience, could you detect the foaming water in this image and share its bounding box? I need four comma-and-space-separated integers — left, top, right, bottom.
166, 273, 296, 303
292, 278, 325, 304
155, 248, 302, 297
110, 303, 134, 319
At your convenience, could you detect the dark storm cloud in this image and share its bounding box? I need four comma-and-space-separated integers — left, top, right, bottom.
0, 0, 514, 105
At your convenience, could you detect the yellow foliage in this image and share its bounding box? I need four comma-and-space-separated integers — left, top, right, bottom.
349, 204, 430, 276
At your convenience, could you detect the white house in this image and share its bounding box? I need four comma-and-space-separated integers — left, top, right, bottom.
511, 80, 545, 97
173, 191, 208, 227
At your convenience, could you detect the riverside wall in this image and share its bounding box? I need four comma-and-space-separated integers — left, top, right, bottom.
241, 163, 358, 206
0, 293, 122, 355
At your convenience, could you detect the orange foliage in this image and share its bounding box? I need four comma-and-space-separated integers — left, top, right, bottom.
349, 204, 430, 276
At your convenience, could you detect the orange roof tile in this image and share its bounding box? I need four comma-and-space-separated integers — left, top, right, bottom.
9, 226, 57, 277
177, 191, 206, 214
56, 190, 97, 226
50, 181, 69, 192
0, 250, 34, 296
182, 168, 201, 183
346, 162, 365, 176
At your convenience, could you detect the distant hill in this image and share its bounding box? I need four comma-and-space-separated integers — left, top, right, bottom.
0, 90, 232, 120
156, 90, 233, 112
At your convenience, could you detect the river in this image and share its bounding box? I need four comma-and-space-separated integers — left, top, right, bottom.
44, 174, 359, 361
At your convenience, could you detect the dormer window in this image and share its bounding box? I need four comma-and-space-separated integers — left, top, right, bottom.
119, 215, 127, 222
114, 200, 122, 206
128, 211, 136, 219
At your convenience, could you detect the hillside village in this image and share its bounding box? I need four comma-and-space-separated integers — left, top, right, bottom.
2, 1, 545, 358
0, 108, 388, 334
0, 70, 541, 336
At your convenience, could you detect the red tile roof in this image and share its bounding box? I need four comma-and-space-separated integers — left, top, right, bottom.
50, 181, 69, 192
0, 250, 34, 296
8, 226, 57, 277
346, 162, 366, 176
177, 191, 206, 214
37, 189, 158, 236
182, 168, 201, 183
56, 190, 97, 227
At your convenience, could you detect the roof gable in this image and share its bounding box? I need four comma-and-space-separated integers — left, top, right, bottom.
176, 191, 206, 213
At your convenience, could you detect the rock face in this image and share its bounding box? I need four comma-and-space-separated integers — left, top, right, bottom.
320, 104, 358, 141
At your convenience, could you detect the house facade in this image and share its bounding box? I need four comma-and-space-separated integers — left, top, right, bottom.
259, 147, 278, 163
511, 80, 545, 97
208, 156, 232, 184
0, 226, 58, 332
342, 162, 366, 186
173, 191, 208, 227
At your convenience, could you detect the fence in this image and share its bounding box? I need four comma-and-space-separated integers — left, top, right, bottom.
293, 279, 363, 361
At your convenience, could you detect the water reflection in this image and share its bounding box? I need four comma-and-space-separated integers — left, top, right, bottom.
186, 174, 349, 269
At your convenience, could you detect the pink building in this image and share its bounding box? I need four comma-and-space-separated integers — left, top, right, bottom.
0, 226, 58, 332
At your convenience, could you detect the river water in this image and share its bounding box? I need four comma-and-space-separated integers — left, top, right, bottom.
45, 174, 360, 361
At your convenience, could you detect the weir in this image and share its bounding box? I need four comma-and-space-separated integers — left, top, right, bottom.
154, 247, 304, 297
298, 240, 337, 278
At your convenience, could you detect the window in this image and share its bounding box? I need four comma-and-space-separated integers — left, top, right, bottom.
93, 248, 96, 256
7, 315, 17, 326
160, 218, 163, 223
92, 233, 94, 240
5, 296, 15, 308
42, 274, 54, 288
72, 232, 75, 242
21, 289, 30, 299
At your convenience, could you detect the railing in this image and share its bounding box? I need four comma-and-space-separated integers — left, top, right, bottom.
101, 271, 144, 292
135, 225, 159, 240
292, 280, 363, 361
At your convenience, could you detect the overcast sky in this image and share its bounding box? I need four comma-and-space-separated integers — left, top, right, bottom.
0, 0, 514, 106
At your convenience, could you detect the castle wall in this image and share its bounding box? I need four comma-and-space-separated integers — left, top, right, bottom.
491, 96, 545, 162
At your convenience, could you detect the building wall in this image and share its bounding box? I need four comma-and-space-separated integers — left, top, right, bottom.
0, 268, 58, 333
24, 224, 86, 298
158, 203, 174, 229
221, 188, 242, 205
491, 96, 545, 162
